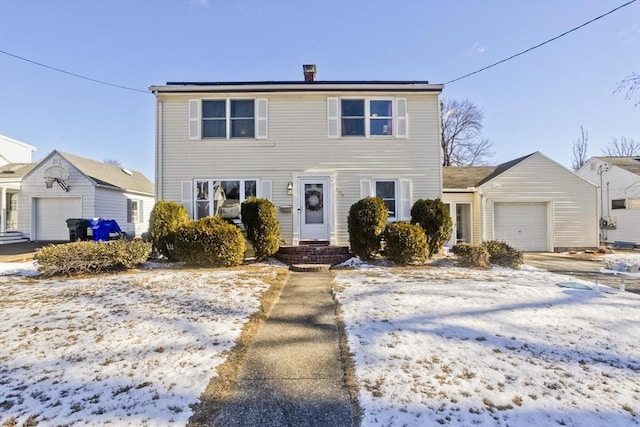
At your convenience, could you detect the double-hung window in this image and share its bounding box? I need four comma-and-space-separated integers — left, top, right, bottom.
375, 180, 398, 219
127, 199, 142, 223
330, 97, 406, 138
202, 99, 255, 138
190, 98, 268, 140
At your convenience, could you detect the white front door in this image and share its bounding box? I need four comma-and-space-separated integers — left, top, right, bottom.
299, 178, 330, 242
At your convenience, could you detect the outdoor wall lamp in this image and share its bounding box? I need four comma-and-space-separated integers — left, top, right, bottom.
287, 182, 293, 195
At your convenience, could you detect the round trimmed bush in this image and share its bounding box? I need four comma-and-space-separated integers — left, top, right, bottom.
482, 240, 523, 268
173, 216, 246, 267
451, 243, 490, 269
383, 222, 428, 265
411, 198, 453, 258
148, 200, 189, 260
241, 197, 281, 261
348, 197, 388, 260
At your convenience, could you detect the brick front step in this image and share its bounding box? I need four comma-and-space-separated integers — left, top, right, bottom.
275, 245, 352, 266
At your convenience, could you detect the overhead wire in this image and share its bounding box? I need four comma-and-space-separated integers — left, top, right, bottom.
445, 0, 637, 85
0, 49, 150, 94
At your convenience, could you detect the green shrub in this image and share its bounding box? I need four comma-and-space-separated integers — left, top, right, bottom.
411, 198, 453, 258
451, 243, 490, 269
34, 239, 152, 277
173, 216, 245, 267
482, 240, 523, 268
241, 197, 280, 261
383, 222, 428, 265
148, 200, 190, 260
348, 197, 389, 260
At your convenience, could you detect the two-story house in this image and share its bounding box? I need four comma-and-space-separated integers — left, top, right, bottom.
150, 65, 444, 246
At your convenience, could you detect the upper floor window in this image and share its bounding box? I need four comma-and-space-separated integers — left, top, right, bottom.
329, 97, 406, 139
189, 98, 268, 140
611, 199, 626, 210
202, 99, 255, 138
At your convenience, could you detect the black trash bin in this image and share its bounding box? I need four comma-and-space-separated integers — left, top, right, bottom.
66, 218, 90, 241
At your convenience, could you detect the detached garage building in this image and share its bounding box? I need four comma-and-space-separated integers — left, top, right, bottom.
18, 150, 154, 241
443, 152, 598, 252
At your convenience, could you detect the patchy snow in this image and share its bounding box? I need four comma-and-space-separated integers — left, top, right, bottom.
334, 262, 640, 426
0, 263, 284, 426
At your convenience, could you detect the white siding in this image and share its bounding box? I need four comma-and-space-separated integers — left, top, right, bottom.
480, 153, 598, 250
94, 188, 154, 237
0, 135, 35, 165
578, 158, 640, 245
157, 92, 442, 245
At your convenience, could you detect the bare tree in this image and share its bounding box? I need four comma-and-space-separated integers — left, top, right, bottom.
602, 136, 640, 157
571, 126, 589, 171
103, 158, 122, 166
441, 98, 493, 166
615, 72, 639, 107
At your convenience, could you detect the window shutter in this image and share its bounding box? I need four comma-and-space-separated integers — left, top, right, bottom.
400, 179, 412, 220
181, 180, 193, 218
127, 199, 132, 223
256, 98, 268, 139
261, 180, 272, 201
396, 98, 408, 139
360, 179, 372, 199
188, 99, 201, 140
139, 200, 143, 223
327, 97, 339, 139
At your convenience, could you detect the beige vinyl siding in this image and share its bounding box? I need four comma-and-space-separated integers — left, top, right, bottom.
158, 92, 442, 244
480, 153, 598, 250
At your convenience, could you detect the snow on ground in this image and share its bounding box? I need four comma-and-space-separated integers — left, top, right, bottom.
334, 262, 640, 427
0, 262, 285, 426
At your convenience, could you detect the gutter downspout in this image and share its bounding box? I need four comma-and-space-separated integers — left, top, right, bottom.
154, 92, 163, 200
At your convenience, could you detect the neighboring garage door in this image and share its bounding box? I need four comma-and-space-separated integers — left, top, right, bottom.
494, 202, 548, 252
35, 197, 82, 240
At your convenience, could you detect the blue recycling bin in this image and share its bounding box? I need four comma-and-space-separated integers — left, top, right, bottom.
90, 218, 122, 241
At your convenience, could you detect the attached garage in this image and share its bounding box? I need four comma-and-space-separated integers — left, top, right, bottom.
494, 202, 548, 252
34, 197, 82, 240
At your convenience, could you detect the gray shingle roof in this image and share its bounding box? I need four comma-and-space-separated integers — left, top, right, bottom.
57, 151, 154, 195
0, 163, 36, 180
596, 157, 640, 176
443, 153, 537, 189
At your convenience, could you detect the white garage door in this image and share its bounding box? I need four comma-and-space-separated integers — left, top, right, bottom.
494, 202, 548, 252
35, 197, 82, 241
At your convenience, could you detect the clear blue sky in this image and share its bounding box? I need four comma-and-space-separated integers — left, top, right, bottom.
1, 0, 638, 181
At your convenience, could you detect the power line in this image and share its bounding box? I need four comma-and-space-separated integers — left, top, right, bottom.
445, 0, 637, 85
0, 49, 150, 94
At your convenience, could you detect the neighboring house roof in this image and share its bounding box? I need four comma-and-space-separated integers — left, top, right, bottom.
0, 134, 37, 151
595, 156, 640, 176
0, 163, 36, 181
25, 150, 154, 196
443, 153, 538, 188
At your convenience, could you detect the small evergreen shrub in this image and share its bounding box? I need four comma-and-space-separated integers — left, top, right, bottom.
241, 197, 281, 261
451, 243, 490, 269
383, 222, 428, 265
173, 216, 245, 267
482, 240, 523, 268
34, 239, 152, 277
348, 197, 389, 260
148, 200, 190, 260
411, 198, 453, 258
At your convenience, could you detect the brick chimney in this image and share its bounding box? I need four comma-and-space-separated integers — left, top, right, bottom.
303, 64, 316, 82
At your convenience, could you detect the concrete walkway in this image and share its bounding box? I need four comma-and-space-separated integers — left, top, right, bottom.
213, 270, 354, 426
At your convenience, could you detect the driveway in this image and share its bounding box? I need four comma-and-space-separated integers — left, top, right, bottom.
524, 252, 640, 295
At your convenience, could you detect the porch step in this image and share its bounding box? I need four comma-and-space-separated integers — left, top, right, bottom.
275, 245, 352, 266
0, 232, 29, 245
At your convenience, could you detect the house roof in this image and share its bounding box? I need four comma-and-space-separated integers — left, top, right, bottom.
595, 156, 640, 176
443, 153, 537, 188
57, 151, 154, 195
0, 134, 37, 151
24, 150, 154, 195
150, 81, 444, 94
0, 163, 36, 180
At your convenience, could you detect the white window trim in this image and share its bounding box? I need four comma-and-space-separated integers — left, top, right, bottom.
360, 177, 412, 222
193, 178, 262, 219
333, 97, 406, 139
190, 98, 268, 140
374, 179, 399, 221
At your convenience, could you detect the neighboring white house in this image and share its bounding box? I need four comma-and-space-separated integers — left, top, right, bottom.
577, 156, 640, 247
0, 134, 37, 166
19, 150, 155, 241
0, 134, 37, 235
443, 152, 599, 252
150, 65, 444, 246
